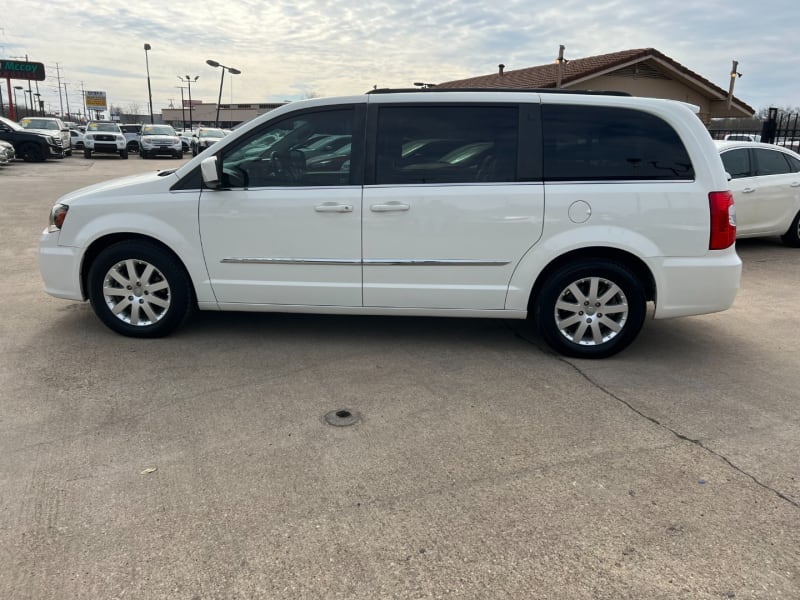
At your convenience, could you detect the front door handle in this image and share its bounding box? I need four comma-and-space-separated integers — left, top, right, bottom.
742, 187, 755, 194
370, 202, 410, 212
315, 203, 353, 213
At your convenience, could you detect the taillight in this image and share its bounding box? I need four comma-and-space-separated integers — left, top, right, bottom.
709, 191, 736, 250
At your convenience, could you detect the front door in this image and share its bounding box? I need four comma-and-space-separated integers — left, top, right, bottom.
199, 106, 364, 307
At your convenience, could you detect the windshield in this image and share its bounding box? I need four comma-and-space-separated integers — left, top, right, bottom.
142, 126, 176, 136
88, 122, 121, 133
20, 118, 60, 130
199, 128, 225, 138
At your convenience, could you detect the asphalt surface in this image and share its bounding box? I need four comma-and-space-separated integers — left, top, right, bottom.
1, 155, 799, 599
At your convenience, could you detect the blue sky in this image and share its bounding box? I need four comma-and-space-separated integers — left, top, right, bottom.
1, 0, 798, 117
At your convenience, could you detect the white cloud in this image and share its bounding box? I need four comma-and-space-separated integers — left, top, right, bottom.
1, 0, 798, 117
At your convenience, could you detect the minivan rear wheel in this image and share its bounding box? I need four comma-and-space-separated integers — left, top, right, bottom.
535, 260, 646, 359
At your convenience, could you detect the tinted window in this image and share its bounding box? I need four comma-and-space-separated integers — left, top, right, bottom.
720, 148, 751, 179
785, 153, 800, 173
754, 148, 791, 176
221, 108, 354, 188
375, 106, 518, 184
542, 105, 694, 181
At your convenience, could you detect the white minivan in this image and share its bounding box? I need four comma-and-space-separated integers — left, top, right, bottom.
39, 89, 741, 358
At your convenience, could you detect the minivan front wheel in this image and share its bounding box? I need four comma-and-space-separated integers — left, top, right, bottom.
535, 260, 646, 359
87, 241, 194, 338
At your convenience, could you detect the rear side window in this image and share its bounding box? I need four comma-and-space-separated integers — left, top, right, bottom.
720, 148, 751, 179
374, 105, 518, 184
542, 105, 694, 181
754, 148, 792, 176
785, 153, 800, 173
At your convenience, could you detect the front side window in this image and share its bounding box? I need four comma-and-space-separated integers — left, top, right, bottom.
720, 149, 751, 179
542, 105, 694, 181
374, 105, 518, 184
220, 108, 354, 188
754, 148, 792, 176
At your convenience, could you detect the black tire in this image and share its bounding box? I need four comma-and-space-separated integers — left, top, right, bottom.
87, 241, 195, 338
126, 141, 139, 153
20, 143, 45, 162
780, 211, 800, 247
120, 149, 128, 159
140, 151, 148, 159
175, 150, 183, 159
192, 147, 197, 156
66, 148, 73, 156
535, 260, 646, 359
84, 149, 92, 159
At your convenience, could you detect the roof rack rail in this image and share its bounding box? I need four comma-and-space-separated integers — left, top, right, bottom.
366, 87, 632, 97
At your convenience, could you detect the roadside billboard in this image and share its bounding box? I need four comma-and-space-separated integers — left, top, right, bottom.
85, 90, 108, 111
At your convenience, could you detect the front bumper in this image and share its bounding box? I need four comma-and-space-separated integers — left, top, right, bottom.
38, 229, 84, 301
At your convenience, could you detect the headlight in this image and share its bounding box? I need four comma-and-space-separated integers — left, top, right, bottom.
48, 203, 69, 232
142, 136, 152, 143
85, 134, 94, 141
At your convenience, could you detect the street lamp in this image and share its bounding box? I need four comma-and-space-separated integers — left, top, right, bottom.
206, 59, 241, 128
176, 86, 187, 130
177, 75, 199, 131
33, 93, 42, 116
144, 43, 154, 124
14, 86, 24, 119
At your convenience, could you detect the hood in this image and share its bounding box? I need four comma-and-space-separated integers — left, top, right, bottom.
58, 170, 180, 206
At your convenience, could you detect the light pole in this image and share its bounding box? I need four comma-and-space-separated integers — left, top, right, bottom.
144, 43, 154, 124
206, 59, 241, 128
176, 86, 187, 129
14, 86, 24, 118
178, 75, 199, 131
33, 93, 41, 116
25, 89, 33, 116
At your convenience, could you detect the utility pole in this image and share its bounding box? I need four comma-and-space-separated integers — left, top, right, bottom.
80, 81, 87, 122
54, 63, 64, 117
63, 82, 71, 120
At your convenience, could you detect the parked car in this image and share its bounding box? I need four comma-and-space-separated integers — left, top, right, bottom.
69, 129, 85, 150
723, 133, 761, 142
191, 127, 226, 156
83, 121, 127, 159
0, 139, 15, 165
18, 116, 72, 156
717, 140, 800, 246
38, 90, 741, 358
139, 124, 183, 158
178, 130, 194, 153
119, 124, 143, 153
0, 116, 65, 161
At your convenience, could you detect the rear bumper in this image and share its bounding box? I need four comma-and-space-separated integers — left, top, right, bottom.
649, 248, 741, 319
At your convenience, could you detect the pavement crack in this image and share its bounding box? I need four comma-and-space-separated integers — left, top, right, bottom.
511, 326, 800, 511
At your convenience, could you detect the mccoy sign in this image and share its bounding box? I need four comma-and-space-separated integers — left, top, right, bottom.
0, 60, 46, 81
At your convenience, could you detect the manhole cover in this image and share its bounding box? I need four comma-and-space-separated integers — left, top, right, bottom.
324, 408, 361, 427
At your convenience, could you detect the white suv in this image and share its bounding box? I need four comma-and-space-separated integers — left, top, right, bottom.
38, 90, 741, 358
83, 121, 127, 159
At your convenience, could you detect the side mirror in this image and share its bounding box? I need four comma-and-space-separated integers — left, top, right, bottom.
201, 156, 221, 189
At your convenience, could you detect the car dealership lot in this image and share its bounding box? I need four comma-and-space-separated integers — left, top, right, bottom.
2, 158, 799, 598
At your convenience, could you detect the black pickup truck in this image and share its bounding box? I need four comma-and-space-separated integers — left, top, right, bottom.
0, 115, 65, 162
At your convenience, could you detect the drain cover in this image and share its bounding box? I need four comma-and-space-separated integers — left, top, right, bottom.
324, 408, 361, 427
